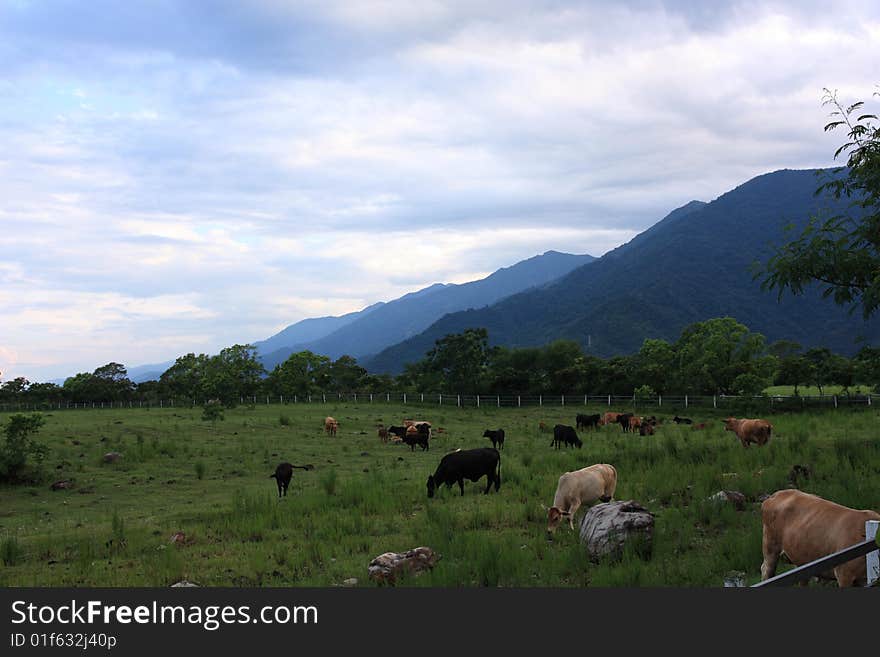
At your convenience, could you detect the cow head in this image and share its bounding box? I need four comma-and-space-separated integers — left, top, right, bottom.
722, 417, 736, 431
426, 475, 437, 498
545, 506, 570, 535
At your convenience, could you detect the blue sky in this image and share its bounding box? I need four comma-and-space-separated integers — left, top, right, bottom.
2, 0, 878, 382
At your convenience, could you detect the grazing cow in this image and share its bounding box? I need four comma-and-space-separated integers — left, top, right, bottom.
377, 426, 389, 443
269, 462, 314, 498
760, 489, 880, 587
618, 413, 634, 433
672, 416, 693, 425
324, 416, 339, 436
628, 415, 643, 432
402, 424, 430, 451
576, 414, 601, 431
483, 429, 505, 450
545, 463, 618, 534
552, 424, 582, 449
426, 447, 501, 498
638, 421, 654, 436
601, 412, 621, 427
723, 417, 773, 448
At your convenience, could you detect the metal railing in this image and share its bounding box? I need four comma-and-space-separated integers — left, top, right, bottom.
752, 521, 880, 587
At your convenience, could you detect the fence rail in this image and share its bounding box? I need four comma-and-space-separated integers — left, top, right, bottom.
1, 391, 878, 413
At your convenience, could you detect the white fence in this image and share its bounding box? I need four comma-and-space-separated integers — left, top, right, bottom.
1, 391, 877, 413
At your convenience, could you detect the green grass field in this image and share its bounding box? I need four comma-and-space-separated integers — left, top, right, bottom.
1, 402, 879, 587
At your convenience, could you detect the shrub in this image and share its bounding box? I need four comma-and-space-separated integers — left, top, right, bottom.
0, 414, 48, 482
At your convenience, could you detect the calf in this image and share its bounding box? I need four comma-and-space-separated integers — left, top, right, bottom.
552, 424, 582, 449
324, 416, 339, 436
387, 425, 408, 441
760, 489, 880, 587
601, 412, 621, 427
269, 462, 314, 498
618, 413, 634, 433
576, 414, 601, 431
545, 463, 618, 534
483, 428, 505, 450
427, 447, 501, 498
638, 421, 654, 436
672, 415, 693, 425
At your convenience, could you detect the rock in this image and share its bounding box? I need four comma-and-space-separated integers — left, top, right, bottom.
368, 546, 441, 585
171, 580, 199, 587
708, 490, 747, 511
579, 501, 654, 562
342, 578, 358, 587
103, 452, 123, 463
723, 571, 747, 587
170, 531, 187, 545
50, 480, 73, 491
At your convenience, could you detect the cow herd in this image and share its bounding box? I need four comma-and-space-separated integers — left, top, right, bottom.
268, 409, 874, 587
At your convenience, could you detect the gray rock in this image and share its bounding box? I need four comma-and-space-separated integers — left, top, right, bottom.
579, 500, 654, 562
709, 490, 747, 510
103, 452, 123, 463
342, 578, 358, 587
368, 546, 440, 585
170, 580, 199, 587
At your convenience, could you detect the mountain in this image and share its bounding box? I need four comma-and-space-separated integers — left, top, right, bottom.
365, 168, 880, 373
257, 250, 595, 370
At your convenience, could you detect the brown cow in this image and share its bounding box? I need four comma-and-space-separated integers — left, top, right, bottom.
545, 464, 618, 534
602, 412, 621, 427
760, 489, 880, 587
324, 416, 338, 436
628, 416, 643, 432
723, 417, 772, 447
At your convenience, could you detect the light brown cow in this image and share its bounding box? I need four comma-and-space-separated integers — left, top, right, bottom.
724, 417, 772, 447
601, 412, 621, 427
760, 489, 880, 587
324, 416, 338, 436
545, 464, 618, 534
628, 416, 643, 432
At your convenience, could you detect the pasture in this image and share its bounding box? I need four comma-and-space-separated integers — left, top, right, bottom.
1, 402, 879, 587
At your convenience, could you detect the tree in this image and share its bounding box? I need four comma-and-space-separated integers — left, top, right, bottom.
775, 355, 815, 396
760, 88, 880, 318
635, 338, 676, 395
160, 353, 212, 401
265, 351, 331, 397
420, 328, 493, 393
674, 317, 773, 395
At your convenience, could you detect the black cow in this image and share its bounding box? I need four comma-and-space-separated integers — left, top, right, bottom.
618, 413, 634, 432
269, 462, 314, 498
387, 425, 408, 440
576, 413, 601, 430
483, 428, 505, 450
552, 424, 582, 449
673, 416, 693, 425
402, 427, 430, 451
427, 448, 501, 498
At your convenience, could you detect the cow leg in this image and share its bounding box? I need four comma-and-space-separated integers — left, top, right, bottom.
568, 502, 581, 530
457, 479, 464, 496
760, 528, 781, 580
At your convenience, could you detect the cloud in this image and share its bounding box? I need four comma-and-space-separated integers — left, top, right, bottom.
1, 0, 879, 380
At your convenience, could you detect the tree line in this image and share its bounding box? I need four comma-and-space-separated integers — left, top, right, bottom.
2, 316, 879, 407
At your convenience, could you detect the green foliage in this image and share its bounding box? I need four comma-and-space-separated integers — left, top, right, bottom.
0, 413, 48, 482
760, 88, 880, 318
201, 400, 224, 425
1, 535, 23, 566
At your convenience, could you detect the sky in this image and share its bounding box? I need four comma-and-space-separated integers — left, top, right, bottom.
1, 0, 879, 383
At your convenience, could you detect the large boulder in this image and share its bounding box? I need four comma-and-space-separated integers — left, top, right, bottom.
579, 500, 654, 562
368, 547, 440, 585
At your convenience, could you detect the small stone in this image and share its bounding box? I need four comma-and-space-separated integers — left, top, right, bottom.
342, 578, 358, 587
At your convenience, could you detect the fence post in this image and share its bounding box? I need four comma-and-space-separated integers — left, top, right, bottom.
322, 394, 326, 404
497, 395, 500, 408
608, 394, 611, 406
834, 395, 838, 409
539, 395, 542, 407
713, 395, 716, 409
476, 395, 480, 408
457, 395, 461, 407
562, 394, 565, 406
867, 520, 879, 587
658, 395, 662, 407
421, 393, 424, 403
518, 395, 521, 408
308, 395, 312, 403
404, 393, 407, 404
439, 394, 442, 405
685, 395, 688, 408
387, 393, 390, 402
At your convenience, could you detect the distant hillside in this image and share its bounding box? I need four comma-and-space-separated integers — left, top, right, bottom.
262, 250, 595, 369
365, 169, 880, 373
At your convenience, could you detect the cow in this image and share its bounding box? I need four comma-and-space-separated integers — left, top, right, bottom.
403, 424, 430, 451
377, 426, 389, 443
723, 417, 773, 448
618, 413, 634, 433
324, 416, 339, 436
426, 447, 501, 498
552, 424, 582, 449
628, 415, 643, 432
638, 421, 654, 436
269, 462, 314, 498
545, 463, 618, 535
576, 414, 601, 431
601, 412, 621, 427
387, 425, 408, 442
483, 429, 505, 450
760, 489, 880, 587
672, 416, 693, 425
539, 422, 551, 434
